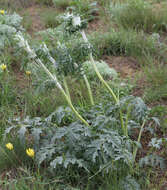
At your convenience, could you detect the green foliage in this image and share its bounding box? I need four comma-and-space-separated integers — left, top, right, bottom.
0, 12, 23, 49
139, 154, 166, 170
0, 3, 166, 189
0, 139, 34, 172
54, 42, 82, 76
22, 11, 33, 31
4, 95, 150, 167
143, 64, 167, 102
52, 0, 72, 9
37, 27, 167, 66
83, 60, 118, 80
35, 0, 53, 6
0, 72, 17, 106
0, 0, 32, 9
110, 0, 167, 32
89, 29, 166, 60
41, 10, 60, 28
150, 105, 167, 134
53, 0, 98, 21
2, 109, 129, 187
0, 167, 60, 190
69, 0, 98, 21
3, 93, 153, 188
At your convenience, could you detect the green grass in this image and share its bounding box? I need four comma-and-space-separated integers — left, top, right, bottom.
0, 167, 134, 190
22, 11, 33, 31
52, 0, 72, 10
143, 63, 167, 102
0, 0, 33, 10
89, 29, 165, 60
110, 0, 167, 32
35, 0, 53, 6
40, 10, 60, 28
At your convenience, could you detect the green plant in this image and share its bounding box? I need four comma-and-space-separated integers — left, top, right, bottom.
143, 64, 167, 102
110, 0, 167, 32
83, 60, 118, 80
52, 0, 72, 10
53, 0, 98, 21
37, 25, 167, 61
149, 105, 167, 135
35, 0, 53, 6
61, 13, 127, 133
69, 0, 98, 21
0, 0, 33, 10
0, 12, 23, 49
89, 29, 167, 60
0, 166, 60, 190
0, 65, 18, 107
4, 95, 151, 189
22, 11, 33, 31
41, 10, 60, 28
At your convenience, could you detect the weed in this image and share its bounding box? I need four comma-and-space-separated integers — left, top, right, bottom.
110, 0, 167, 32
41, 10, 60, 28
89, 29, 165, 59
35, 0, 53, 6
22, 11, 33, 31
143, 64, 167, 102
53, 0, 71, 10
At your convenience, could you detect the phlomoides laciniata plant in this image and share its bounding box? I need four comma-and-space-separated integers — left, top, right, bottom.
13, 11, 161, 166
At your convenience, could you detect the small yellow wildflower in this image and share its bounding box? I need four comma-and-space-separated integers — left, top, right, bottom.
26, 148, 35, 158
0, 64, 7, 71
0, 10, 5, 15
25, 71, 31, 76
6, 143, 14, 150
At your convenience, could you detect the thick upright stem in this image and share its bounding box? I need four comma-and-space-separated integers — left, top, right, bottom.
83, 74, 94, 106
74, 62, 94, 106
63, 77, 72, 104
133, 120, 146, 162
90, 54, 118, 103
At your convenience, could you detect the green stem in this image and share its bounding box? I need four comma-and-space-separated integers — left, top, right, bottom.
90, 54, 125, 134
74, 62, 94, 106
124, 106, 131, 137
133, 120, 146, 162
35, 59, 89, 127
89, 53, 118, 103
63, 76, 71, 104
83, 74, 94, 106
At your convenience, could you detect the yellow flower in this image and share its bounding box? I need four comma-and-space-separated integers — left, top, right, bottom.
25, 71, 31, 76
0, 10, 5, 15
6, 143, 14, 150
26, 148, 35, 158
0, 64, 7, 71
